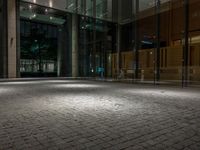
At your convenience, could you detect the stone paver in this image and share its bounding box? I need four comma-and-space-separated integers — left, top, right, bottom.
0, 79, 200, 150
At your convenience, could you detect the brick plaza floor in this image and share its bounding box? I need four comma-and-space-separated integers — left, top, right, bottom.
0, 79, 200, 150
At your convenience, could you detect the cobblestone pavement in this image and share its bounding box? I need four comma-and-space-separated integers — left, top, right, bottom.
0, 79, 200, 150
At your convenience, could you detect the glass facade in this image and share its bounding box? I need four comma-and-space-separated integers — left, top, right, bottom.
20, 20, 58, 76
19, 1, 71, 77
188, 0, 200, 85
115, 0, 200, 86
17, 0, 200, 86
0, 0, 7, 78
65, 0, 113, 21
78, 16, 116, 77
0, 0, 3, 77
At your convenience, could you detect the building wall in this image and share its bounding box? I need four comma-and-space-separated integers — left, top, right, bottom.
1, 0, 200, 85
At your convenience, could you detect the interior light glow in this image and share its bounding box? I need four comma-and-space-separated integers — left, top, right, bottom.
49, 0, 53, 7
141, 41, 153, 44
33, 0, 36, 3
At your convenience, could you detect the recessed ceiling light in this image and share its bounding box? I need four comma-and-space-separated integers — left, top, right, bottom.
33, 0, 36, 3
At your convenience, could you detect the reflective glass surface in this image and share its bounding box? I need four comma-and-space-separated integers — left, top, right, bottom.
19, 0, 200, 85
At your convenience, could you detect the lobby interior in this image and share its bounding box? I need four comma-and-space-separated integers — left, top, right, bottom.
0, 0, 200, 86
0, 0, 200, 150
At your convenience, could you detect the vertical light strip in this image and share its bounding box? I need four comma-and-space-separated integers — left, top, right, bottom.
49, 0, 53, 7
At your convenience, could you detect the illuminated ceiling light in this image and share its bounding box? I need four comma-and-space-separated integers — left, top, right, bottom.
29, 4, 32, 9
29, 13, 36, 20
45, 8, 48, 13
33, 14, 36, 18
49, 0, 53, 7
33, 0, 36, 3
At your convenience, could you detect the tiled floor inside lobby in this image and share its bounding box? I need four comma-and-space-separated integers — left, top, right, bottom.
0, 79, 200, 150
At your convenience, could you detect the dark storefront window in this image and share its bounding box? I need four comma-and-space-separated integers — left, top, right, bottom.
20, 1, 71, 77
20, 20, 58, 77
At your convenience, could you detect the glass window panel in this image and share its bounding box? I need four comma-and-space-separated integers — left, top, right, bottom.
86, 0, 93, 17
96, 0, 112, 21
188, 0, 200, 84
22, 0, 67, 11
138, 0, 156, 82
159, 0, 184, 84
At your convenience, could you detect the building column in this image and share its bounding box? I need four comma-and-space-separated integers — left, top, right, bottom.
72, 14, 79, 77
16, 0, 21, 78
116, 24, 121, 77
7, 0, 17, 78
156, 0, 161, 84
116, 0, 122, 77
182, 0, 189, 87
133, 0, 139, 80
57, 17, 72, 77
57, 29, 62, 77
0, 0, 17, 78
